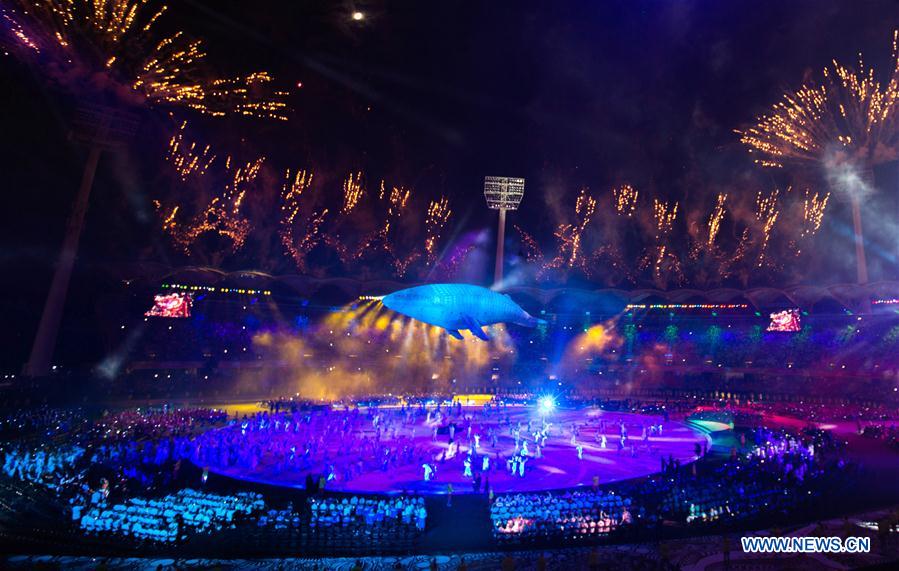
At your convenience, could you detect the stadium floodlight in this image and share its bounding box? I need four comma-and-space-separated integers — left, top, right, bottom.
484, 176, 525, 286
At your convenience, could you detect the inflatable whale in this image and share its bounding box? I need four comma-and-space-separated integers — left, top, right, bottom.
380, 283, 545, 341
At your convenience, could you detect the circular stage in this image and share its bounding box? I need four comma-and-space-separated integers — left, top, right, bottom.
201, 405, 710, 495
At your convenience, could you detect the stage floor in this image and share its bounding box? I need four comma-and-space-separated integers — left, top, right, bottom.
204, 405, 710, 495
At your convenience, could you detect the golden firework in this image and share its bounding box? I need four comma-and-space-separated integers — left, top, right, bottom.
278, 168, 324, 271
2, 1, 289, 119
514, 225, 544, 265
544, 188, 597, 273
707, 193, 727, 248
653, 198, 678, 234
737, 30, 899, 168
754, 189, 781, 266
159, 155, 264, 255
801, 189, 830, 237
341, 171, 365, 214
636, 198, 683, 287
281, 168, 314, 225
424, 196, 452, 265
612, 184, 639, 216
166, 120, 216, 180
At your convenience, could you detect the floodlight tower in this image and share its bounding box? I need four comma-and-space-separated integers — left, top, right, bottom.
484, 176, 525, 286
23, 104, 137, 377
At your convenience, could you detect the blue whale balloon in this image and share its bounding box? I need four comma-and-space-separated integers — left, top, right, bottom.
380, 283, 545, 341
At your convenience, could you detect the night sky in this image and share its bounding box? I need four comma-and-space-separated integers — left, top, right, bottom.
1, 0, 898, 367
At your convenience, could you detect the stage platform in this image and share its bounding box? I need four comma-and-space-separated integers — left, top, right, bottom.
204, 405, 711, 495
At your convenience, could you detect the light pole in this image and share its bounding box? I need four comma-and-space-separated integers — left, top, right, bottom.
484, 176, 525, 286
849, 195, 868, 284
23, 104, 138, 377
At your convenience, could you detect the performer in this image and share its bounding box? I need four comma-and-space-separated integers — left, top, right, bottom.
423, 463, 434, 482
577, 444, 584, 460
463, 455, 473, 478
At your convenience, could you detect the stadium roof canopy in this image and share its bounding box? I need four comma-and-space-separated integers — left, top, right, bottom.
110, 264, 899, 315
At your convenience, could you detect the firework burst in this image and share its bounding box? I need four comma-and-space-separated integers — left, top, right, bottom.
801, 189, 830, 237
166, 120, 215, 180
706, 193, 727, 248
424, 196, 452, 265
544, 188, 597, 275
382, 185, 418, 275
638, 199, 682, 287
286, 209, 329, 272
158, 155, 264, 256
277, 168, 334, 272
281, 168, 314, 224
341, 171, 365, 214
737, 30, 899, 169
1, 0, 288, 119
612, 184, 639, 216
754, 189, 781, 267
514, 225, 545, 266
653, 198, 679, 235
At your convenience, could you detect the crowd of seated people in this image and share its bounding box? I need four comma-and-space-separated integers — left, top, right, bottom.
0, 407, 235, 529
76, 408, 229, 497
255, 503, 302, 530
246, 496, 428, 554
746, 401, 899, 424
306, 495, 426, 550
492, 489, 631, 543
0, 396, 869, 554
862, 424, 899, 450
491, 424, 854, 544
660, 469, 793, 526
1, 444, 84, 490
91, 407, 229, 442
135, 300, 270, 363
0, 406, 86, 438
75, 488, 265, 543
0, 403, 432, 551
